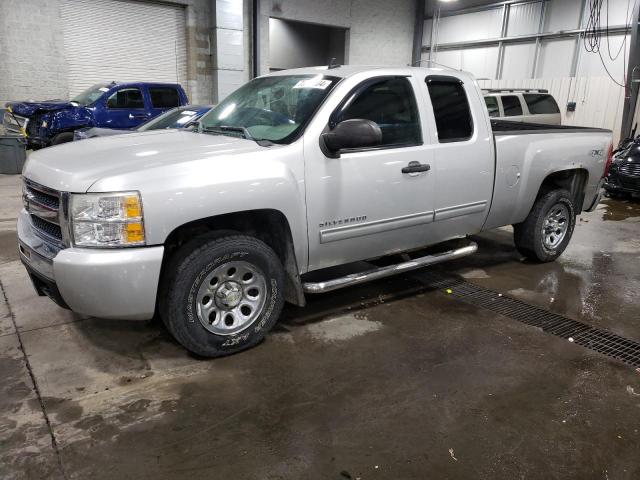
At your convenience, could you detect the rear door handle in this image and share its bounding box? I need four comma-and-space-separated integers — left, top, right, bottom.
402, 161, 431, 174
129, 113, 147, 120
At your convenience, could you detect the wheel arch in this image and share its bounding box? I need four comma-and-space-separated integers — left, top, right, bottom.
536, 167, 589, 214
161, 209, 306, 307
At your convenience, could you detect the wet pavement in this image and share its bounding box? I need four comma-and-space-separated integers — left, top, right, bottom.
0, 173, 639, 479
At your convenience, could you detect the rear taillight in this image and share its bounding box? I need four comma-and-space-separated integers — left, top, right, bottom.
603, 144, 614, 178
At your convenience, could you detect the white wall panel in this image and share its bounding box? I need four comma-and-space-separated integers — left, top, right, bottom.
426, 46, 499, 79
507, 2, 542, 36
543, 0, 582, 32
436, 9, 503, 43
578, 34, 631, 80
537, 38, 576, 78
461, 46, 500, 78
605, 0, 635, 25
501, 42, 536, 79
431, 50, 463, 70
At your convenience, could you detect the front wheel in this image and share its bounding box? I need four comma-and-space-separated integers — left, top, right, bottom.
160, 234, 285, 357
513, 189, 576, 262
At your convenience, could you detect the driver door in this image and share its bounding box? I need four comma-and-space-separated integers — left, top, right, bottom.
304, 76, 436, 271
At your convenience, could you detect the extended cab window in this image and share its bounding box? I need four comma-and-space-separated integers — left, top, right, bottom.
484, 96, 499, 117
501, 95, 523, 116
426, 76, 473, 142
107, 88, 144, 109
337, 77, 421, 147
150, 87, 181, 108
523, 94, 560, 114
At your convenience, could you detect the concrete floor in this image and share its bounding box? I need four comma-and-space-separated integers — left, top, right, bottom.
1, 173, 639, 480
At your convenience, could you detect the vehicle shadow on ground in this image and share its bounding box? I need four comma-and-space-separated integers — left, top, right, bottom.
68, 227, 588, 361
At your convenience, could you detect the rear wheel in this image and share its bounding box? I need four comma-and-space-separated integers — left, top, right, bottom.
160, 233, 285, 357
513, 189, 576, 262
50, 132, 74, 145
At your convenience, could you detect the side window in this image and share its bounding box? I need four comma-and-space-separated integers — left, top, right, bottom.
484, 96, 499, 117
337, 77, 422, 147
523, 94, 560, 114
106, 88, 144, 109
501, 95, 523, 116
149, 87, 181, 108
425, 76, 473, 142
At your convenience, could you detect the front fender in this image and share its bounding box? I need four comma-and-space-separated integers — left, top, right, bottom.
49, 107, 94, 133
88, 144, 309, 272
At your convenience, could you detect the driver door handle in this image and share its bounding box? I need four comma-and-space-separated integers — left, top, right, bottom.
401, 161, 431, 174
129, 113, 147, 120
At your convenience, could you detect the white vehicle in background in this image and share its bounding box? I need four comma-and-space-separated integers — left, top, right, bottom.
483, 89, 562, 125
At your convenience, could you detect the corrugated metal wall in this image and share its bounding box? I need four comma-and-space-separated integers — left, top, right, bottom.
423, 0, 634, 140
60, 0, 187, 97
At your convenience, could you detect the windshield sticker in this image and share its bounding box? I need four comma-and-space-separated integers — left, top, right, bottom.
99, 87, 109, 92
293, 79, 332, 90
181, 111, 196, 115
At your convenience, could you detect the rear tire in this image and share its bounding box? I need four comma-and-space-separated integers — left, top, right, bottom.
513, 189, 576, 263
50, 132, 74, 145
159, 233, 285, 357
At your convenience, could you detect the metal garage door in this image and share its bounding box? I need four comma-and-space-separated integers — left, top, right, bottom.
60, 0, 187, 97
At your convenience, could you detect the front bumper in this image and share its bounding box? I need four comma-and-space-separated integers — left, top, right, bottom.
604, 173, 640, 194
18, 209, 164, 320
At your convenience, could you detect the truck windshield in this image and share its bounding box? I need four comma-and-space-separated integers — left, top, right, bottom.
72, 84, 110, 106
198, 74, 339, 144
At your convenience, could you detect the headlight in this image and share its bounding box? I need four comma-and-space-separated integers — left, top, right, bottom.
70, 192, 145, 247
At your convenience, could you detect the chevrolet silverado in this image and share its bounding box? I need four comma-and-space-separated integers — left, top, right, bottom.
17, 66, 612, 357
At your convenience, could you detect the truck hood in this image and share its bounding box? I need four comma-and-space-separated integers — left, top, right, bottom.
23, 130, 269, 192
6, 100, 74, 116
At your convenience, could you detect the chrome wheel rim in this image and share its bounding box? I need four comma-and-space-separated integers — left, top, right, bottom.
195, 261, 267, 336
542, 203, 569, 250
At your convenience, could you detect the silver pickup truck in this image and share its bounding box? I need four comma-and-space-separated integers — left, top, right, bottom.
18, 66, 612, 357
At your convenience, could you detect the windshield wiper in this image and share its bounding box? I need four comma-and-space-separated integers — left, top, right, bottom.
201, 125, 274, 146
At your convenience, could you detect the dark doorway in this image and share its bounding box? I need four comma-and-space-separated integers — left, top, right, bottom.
269, 18, 346, 71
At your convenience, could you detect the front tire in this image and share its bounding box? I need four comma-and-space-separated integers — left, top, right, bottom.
160, 234, 285, 357
513, 189, 576, 262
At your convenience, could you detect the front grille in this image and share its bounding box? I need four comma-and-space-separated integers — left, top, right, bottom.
26, 113, 41, 137
23, 179, 66, 246
25, 184, 59, 210
618, 163, 640, 177
30, 215, 63, 242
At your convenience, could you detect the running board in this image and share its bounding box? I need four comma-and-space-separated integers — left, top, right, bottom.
302, 241, 478, 294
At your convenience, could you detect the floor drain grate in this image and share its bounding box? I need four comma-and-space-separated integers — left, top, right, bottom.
416, 271, 640, 369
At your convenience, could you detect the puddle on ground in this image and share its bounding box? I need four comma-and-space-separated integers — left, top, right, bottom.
460, 268, 490, 279
302, 313, 383, 342
599, 199, 640, 222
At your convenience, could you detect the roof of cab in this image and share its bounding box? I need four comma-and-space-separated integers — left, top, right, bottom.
263, 65, 474, 82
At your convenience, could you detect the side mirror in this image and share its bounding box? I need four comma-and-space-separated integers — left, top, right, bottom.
321, 119, 382, 157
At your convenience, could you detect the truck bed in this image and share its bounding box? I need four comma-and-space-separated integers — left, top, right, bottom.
491, 119, 611, 135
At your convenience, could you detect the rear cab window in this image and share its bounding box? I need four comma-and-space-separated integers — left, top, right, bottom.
425, 76, 473, 143
149, 87, 181, 108
501, 95, 523, 116
523, 94, 560, 114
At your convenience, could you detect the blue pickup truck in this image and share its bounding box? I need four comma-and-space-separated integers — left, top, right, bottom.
3, 81, 188, 149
